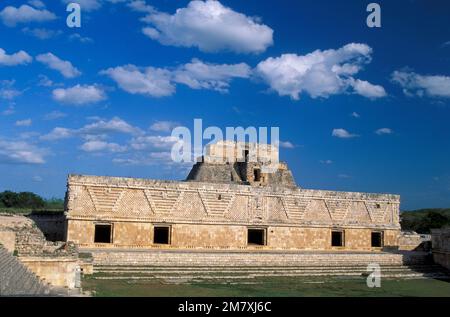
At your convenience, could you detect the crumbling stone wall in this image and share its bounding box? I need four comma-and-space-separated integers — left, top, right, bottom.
0, 214, 89, 290
399, 232, 431, 251
187, 141, 296, 188
28, 213, 67, 241
15, 225, 46, 256
0, 229, 16, 253
431, 228, 450, 269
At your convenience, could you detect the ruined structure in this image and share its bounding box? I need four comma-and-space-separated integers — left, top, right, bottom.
431, 228, 450, 270
65, 141, 401, 251
0, 214, 90, 292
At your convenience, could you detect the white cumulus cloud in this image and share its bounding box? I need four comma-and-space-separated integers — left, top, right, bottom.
22, 27, 62, 40
256, 43, 386, 100
79, 117, 142, 136
375, 128, 393, 135
28, 1, 46, 9
130, 135, 181, 151
40, 127, 73, 141
173, 59, 251, 92
149, 121, 179, 132
102, 59, 250, 97
350, 79, 386, 98
43, 111, 67, 120
128, 0, 155, 13
391, 70, 450, 98
36, 53, 81, 78
332, 128, 359, 139
277, 141, 295, 149
0, 138, 47, 164
80, 140, 127, 153
15, 119, 32, 127
101, 65, 175, 97
0, 48, 32, 66
40, 117, 142, 141
0, 4, 56, 27
52, 84, 106, 105
140, 0, 273, 53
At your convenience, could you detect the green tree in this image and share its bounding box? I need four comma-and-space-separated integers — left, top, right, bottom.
415, 211, 450, 233
0, 191, 45, 209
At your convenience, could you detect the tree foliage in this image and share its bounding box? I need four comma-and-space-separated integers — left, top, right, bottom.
401, 209, 450, 233
0, 190, 46, 209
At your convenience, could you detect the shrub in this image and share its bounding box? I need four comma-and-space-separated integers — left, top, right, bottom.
0, 190, 45, 209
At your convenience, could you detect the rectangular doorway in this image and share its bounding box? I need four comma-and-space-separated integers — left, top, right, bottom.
94, 224, 112, 243
247, 228, 266, 246
154, 226, 171, 244
331, 230, 344, 247
371, 231, 383, 247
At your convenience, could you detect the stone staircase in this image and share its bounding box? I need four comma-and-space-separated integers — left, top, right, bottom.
0, 246, 52, 296
85, 249, 450, 282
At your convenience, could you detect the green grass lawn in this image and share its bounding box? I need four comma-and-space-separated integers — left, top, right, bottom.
82, 276, 450, 297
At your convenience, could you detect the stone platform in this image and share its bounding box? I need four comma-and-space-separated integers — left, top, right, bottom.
83, 249, 450, 282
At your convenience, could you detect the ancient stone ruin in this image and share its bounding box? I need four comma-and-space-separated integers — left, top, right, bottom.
0, 214, 91, 296
66, 141, 401, 250
1, 141, 449, 294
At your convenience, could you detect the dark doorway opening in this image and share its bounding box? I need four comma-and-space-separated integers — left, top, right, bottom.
254, 169, 261, 182
154, 226, 170, 244
243, 149, 249, 162
331, 230, 344, 247
371, 231, 383, 247
94, 224, 112, 243
248, 228, 266, 245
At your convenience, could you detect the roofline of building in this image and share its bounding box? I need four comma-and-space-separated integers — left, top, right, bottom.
66, 173, 401, 202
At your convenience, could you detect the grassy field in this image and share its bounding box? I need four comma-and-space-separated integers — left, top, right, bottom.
82, 276, 450, 297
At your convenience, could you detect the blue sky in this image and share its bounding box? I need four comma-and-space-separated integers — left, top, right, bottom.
0, 0, 449, 210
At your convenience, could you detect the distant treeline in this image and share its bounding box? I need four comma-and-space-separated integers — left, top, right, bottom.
400, 209, 450, 234
0, 190, 64, 210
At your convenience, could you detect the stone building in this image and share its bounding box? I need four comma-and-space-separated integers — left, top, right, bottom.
65, 141, 401, 251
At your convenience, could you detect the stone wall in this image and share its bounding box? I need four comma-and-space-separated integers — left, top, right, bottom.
0, 246, 52, 296
66, 174, 401, 251
68, 219, 399, 251
20, 257, 80, 289
15, 225, 47, 256
431, 228, 450, 270
0, 214, 89, 291
28, 213, 66, 241
0, 230, 16, 253
398, 232, 431, 251
88, 249, 429, 267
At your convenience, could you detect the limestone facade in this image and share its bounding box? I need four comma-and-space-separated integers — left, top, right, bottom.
65, 174, 400, 251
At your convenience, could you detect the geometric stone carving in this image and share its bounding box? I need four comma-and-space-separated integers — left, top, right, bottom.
87, 186, 123, 213
145, 189, 181, 215
281, 197, 308, 221
66, 175, 400, 230
346, 201, 372, 224
304, 199, 332, 222
325, 200, 350, 222
198, 191, 235, 217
